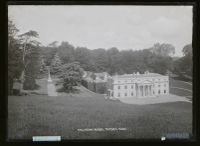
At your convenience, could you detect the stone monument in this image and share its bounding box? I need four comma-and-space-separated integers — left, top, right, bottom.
48, 68, 52, 82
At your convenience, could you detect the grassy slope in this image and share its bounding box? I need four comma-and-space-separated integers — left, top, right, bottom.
8, 78, 192, 140
169, 78, 192, 97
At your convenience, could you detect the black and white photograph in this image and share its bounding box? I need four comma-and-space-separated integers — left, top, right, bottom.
8, 5, 193, 140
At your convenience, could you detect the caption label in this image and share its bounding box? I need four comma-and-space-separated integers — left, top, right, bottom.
77, 128, 127, 132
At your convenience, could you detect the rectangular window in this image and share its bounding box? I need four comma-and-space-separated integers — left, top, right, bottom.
118, 86, 120, 89
125, 85, 127, 89
131, 85, 133, 89
158, 90, 160, 94
118, 93, 120, 97
164, 90, 166, 93
131, 92, 133, 96
125, 93, 127, 96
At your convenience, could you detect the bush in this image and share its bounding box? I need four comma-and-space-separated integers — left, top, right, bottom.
81, 80, 88, 88
59, 62, 83, 93
96, 82, 107, 94
23, 78, 40, 90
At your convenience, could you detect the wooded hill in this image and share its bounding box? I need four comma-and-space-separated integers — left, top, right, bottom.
41, 41, 192, 78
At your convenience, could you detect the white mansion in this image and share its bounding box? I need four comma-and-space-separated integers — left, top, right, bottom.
107, 71, 169, 98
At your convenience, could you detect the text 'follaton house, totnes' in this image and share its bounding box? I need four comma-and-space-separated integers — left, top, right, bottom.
107, 71, 169, 99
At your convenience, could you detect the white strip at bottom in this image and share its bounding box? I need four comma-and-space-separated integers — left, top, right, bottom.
32, 136, 61, 142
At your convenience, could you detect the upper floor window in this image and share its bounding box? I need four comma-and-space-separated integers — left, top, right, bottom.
164, 90, 166, 93
131, 85, 134, 89
118, 86, 120, 89
118, 93, 120, 97
125, 85, 127, 89
125, 93, 127, 96
158, 90, 160, 94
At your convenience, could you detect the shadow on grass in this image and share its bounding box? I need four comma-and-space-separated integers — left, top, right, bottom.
56, 87, 81, 94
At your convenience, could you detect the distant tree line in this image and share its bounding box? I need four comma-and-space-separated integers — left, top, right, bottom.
41, 41, 192, 79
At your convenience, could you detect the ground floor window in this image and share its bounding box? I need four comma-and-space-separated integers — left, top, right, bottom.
131, 92, 133, 96
118, 93, 120, 97
164, 90, 166, 93
125, 93, 127, 96
158, 90, 160, 94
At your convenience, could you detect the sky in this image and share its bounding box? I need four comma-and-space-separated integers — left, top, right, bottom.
8, 5, 193, 57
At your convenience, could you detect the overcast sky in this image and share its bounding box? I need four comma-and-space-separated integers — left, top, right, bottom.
8, 5, 193, 56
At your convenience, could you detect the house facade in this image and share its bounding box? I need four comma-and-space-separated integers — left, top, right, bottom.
107, 71, 169, 98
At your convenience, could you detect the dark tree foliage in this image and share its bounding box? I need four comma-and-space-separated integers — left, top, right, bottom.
75, 47, 95, 71
41, 41, 191, 78
148, 43, 175, 57
173, 43, 192, 78
59, 62, 84, 92
50, 53, 63, 74
8, 19, 23, 94
23, 45, 41, 90
57, 41, 75, 63
41, 46, 57, 66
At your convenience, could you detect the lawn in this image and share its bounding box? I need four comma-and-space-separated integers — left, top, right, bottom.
169, 78, 192, 98
8, 95, 192, 140
169, 78, 192, 91
8, 78, 192, 140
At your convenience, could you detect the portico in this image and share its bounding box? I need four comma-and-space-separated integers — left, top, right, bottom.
136, 82, 154, 98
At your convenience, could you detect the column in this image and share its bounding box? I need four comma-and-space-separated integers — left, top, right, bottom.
143, 85, 145, 97
150, 85, 151, 96
148, 85, 150, 96
146, 85, 148, 96
134, 84, 136, 97
146, 85, 149, 96
145, 85, 147, 97
138, 85, 140, 97
136, 85, 138, 97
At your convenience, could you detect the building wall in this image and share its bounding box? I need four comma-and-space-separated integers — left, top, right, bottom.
113, 83, 137, 98
111, 75, 169, 98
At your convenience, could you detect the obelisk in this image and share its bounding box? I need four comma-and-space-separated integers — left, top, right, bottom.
48, 68, 52, 82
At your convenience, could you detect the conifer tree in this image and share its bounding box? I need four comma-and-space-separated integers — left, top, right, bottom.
50, 53, 62, 74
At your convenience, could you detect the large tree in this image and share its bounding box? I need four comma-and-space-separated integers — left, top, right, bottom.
23, 44, 41, 90
18, 30, 41, 91
74, 47, 95, 71
50, 52, 63, 74
57, 41, 75, 63
173, 43, 192, 77
149, 43, 175, 57
8, 19, 22, 94
59, 62, 84, 92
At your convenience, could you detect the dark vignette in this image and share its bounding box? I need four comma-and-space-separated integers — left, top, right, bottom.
0, 0, 199, 145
